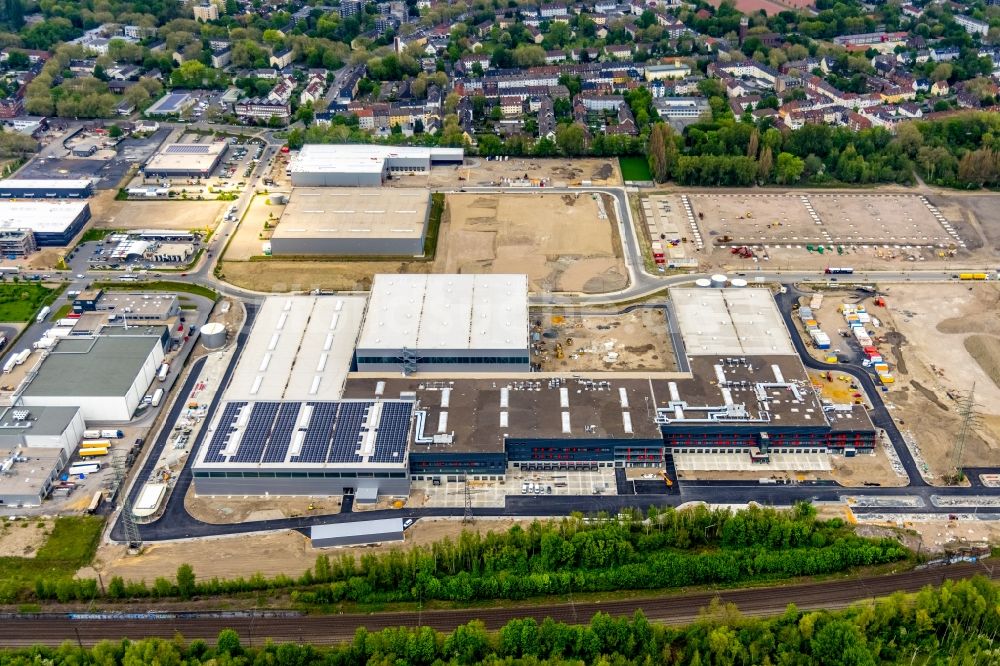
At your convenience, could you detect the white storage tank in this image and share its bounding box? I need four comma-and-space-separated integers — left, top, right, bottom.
710, 273, 728, 288
730, 278, 748, 288
200, 322, 226, 349
268, 193, 288, 205
695, 278, 712, 288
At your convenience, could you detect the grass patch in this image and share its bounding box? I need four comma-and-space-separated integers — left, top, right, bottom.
92, 280, 218, 301
78, 228, 117, 244
0, 282, 61, 322
423, 192, 445, 258
0, 517, 103, 595
51, 303, 73, 320
620, 156, 653, 181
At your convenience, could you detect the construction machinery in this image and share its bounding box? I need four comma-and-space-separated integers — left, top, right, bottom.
555, 342, 564, 359
660, 470, 674, 488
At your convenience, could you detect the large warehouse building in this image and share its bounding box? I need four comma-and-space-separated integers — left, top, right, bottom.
0, 406, 86, 507
0, 200, 91, 246
192, 295, 413, 501
0, 179, 93, 199
142, 141, 228, 179
269, 188, 430, 256
289, 144, 464, 187
354, 274, 530, 373
18, 331, 165, 421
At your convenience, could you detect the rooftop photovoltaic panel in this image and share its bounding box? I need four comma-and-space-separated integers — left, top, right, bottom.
164, 144, 213, 154
151, 93, 190, 112
199, 399, 414, 467
371, 401, 412, 463
231, 402, 280, 463
292, 401, 338, 463
328, 401, 368, 463
203, 401, 248, 463
261, 402, 301, 463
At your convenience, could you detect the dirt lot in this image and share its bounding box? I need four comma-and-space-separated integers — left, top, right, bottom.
94, 197, 225, 233
425, 157, 621, 189
686, 190, 983, 273
89, 518, 537, 583
856, 519, 996, 555
225, 194, 281, 261
873, 283, 1000, 479
0, 519, 48, 557
532, 310, 677, 372
221, 192, 627, 294
437, 193, 626, 293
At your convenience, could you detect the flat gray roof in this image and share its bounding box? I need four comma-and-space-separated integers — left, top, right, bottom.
21, 335, 159, 397
670, 287, 795, 356
273, 188, 429, 241
144, 140, 226, 172
0, 406, 79, 441
311, 518, 403, 540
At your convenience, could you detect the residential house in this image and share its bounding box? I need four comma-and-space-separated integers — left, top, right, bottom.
269, 48, 293, 69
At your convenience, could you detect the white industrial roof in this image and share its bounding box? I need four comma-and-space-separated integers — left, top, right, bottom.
290, 144, 462, 175
357, 274, 529, 351
273, 188, 429, 240
225, 295, 366, 402
0, 200, 88, 233
0, 179, 91, 190
670, 287, 795, 356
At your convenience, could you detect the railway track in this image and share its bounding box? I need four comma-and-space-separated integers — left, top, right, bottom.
2, 561, 995, 647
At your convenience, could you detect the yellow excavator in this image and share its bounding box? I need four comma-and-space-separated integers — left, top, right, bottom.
660, 470, 674, 488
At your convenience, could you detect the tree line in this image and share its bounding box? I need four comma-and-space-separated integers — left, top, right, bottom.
13, 504, 908, 607
4, 576, 1000, 665
645, 110, 1000, 189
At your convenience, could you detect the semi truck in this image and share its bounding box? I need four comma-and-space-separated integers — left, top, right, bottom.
101, 429, 124, 439
157, 363, 169, 381
35, 305, 50, 322
959, 273, 989, 280
824, 267, 854, 274
151, 388, 164, 407
68, 462, 101, 476
83, 429, 102, 439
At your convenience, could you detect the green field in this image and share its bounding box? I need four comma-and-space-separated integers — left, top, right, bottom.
0, 282, 61, 322
0, 516, 104, 603
92, 280, 218, 301
619, 156, 653, 181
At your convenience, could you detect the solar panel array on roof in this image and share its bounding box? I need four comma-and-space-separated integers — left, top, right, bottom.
203, 400, 413, 466
292, 401, 337, 463
164, 144, 212, 154
231, 402, 280, 463
329, 402, 367, 463
372, 402, 412, 463
262, 402, 301, 463
204, 401, 247, 463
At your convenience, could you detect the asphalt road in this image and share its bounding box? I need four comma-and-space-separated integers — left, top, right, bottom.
1, 559, 994, 647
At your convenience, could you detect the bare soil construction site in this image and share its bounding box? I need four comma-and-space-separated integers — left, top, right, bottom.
646, 191, 990, 273
531, 310, 678, 372
221, 192, 627, 294
797, 284, 1000, 482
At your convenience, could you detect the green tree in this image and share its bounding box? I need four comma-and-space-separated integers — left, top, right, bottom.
216, 628, 242, 655
176, 563, 196, 600
555, 123, 587, 156
774, 152, 804, 184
